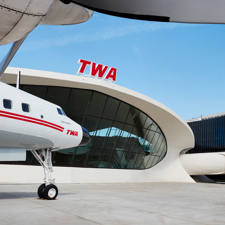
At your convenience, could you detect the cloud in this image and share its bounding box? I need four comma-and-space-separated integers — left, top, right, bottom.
132, 45, 143, 58
21, 21, 194, 52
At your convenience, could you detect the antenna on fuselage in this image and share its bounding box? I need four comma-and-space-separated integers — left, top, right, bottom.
0, 35, 27, 79
16, 71, 21, 89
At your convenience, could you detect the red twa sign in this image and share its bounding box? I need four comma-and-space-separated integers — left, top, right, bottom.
77, 59, 117, 82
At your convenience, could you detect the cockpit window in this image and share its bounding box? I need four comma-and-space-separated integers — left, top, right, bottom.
57, 108, 63, 115
22, 103, 30, 112
3, 99, 12, 109
57, 108, 66, 116
61, 109, 66, 116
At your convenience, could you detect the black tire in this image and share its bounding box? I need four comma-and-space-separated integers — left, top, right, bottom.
43, 184, 58, 200
37, 183, 45, 199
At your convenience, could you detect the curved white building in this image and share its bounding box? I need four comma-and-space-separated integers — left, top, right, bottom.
0, 67, 195, 183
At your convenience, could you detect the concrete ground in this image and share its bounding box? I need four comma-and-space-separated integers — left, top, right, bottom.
0, 182, 224, 225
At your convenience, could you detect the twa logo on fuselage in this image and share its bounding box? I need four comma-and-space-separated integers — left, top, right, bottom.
67, 130, 78, 136
77, 59, 117, 82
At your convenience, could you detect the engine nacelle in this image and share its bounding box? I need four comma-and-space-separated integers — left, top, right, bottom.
40, 0, 93, 25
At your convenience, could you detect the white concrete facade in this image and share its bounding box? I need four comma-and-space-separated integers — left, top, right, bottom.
0, 67, 195, 183
180, 152, 225, 175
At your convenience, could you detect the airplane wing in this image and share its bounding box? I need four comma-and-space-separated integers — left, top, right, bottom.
70, 0, 225, 24
0, 35, 27, 78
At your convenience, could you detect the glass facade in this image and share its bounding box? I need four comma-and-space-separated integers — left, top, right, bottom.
187, 115, 225, 154
4, 85, 167, 170
187, 115, 225, 181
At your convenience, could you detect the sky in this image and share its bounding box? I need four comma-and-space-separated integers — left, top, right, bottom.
1, 12, 225, 120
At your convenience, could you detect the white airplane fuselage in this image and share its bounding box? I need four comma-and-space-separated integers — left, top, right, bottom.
0, 81, 87, 151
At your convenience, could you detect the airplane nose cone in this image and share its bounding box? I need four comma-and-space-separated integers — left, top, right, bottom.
79, 127, 91, 146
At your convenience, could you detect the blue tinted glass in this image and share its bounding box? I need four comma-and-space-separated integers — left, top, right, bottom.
57, 108, 63, 115
61, 109, 66, 116
9, 86, 167, 170
22, 103, 30, 112
3, 99, 12, 109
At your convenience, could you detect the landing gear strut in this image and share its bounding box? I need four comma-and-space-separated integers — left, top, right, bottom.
31, 149, 58, 200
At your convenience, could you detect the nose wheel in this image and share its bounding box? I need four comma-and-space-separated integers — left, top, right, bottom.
38, 183, 58, 200
31, 149, 59, 200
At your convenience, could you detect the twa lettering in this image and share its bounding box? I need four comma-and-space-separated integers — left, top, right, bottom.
67, 130, 78, 136
77, 59, 117, 82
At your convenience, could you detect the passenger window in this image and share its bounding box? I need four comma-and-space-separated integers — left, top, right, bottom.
57, 108, 63, 115
3, 99, 12, 109
22, 103, 30, 112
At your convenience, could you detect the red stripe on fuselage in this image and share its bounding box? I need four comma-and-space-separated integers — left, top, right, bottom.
0, 110, 64, 132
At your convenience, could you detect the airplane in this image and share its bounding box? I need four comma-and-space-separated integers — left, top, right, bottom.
2, 0, 225, 48
0, 0, 92, 200
0, 0, 224, 200
0, 73, 91, 200
67, 0, 225, 24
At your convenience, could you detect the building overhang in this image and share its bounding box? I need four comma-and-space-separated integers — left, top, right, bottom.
1, 67, 195, 183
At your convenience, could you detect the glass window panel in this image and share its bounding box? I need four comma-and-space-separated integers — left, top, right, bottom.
112, 121, 124, 131
154, 140, 167, 157
98, 149, 114, 168
134, 153, 145, 169
114, 102, 130, 123
87, 92, 107, 117
84, 148, 101, 168
140, 140, 154, 155
149, 122, 158, 132
108, 150, 123, 168
66, 89, 92, 116
132, 123, 144, 138
104, 136, 117, 150
137, 111, 147, 128
117, 151, 129, 169
109, 127, 123, 137
53, 148, 75, 166
82, 115, 100, 132
125, 107, 140, 126
145, 155, 157, 168
158, 148, 166, 162
72, 147, 89, 167
23, 85, 47, 99
154, 134, 164, 153
150, 129, 161, 146
67, 114, 83, 125
125, 151, 138, 169
123, 124, 133, 134
91, 136, 105, 149
102, 97, 120, 120
26, 151, 38, 164
97, 119, 113, 131
46, 87, 70, 109
114, 136, 129, 150
150, 156, 161, 168
145, 130, 155, 144
141, 154, 151, 169
124, 136, 140, 153
143, 117, 154, 129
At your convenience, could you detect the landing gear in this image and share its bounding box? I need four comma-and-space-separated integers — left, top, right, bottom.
43, 184, 58, 200
31, 149, 58, 200
37, 183, 45, 198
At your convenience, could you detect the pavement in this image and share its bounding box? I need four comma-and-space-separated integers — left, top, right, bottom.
0, 182, 224, 225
